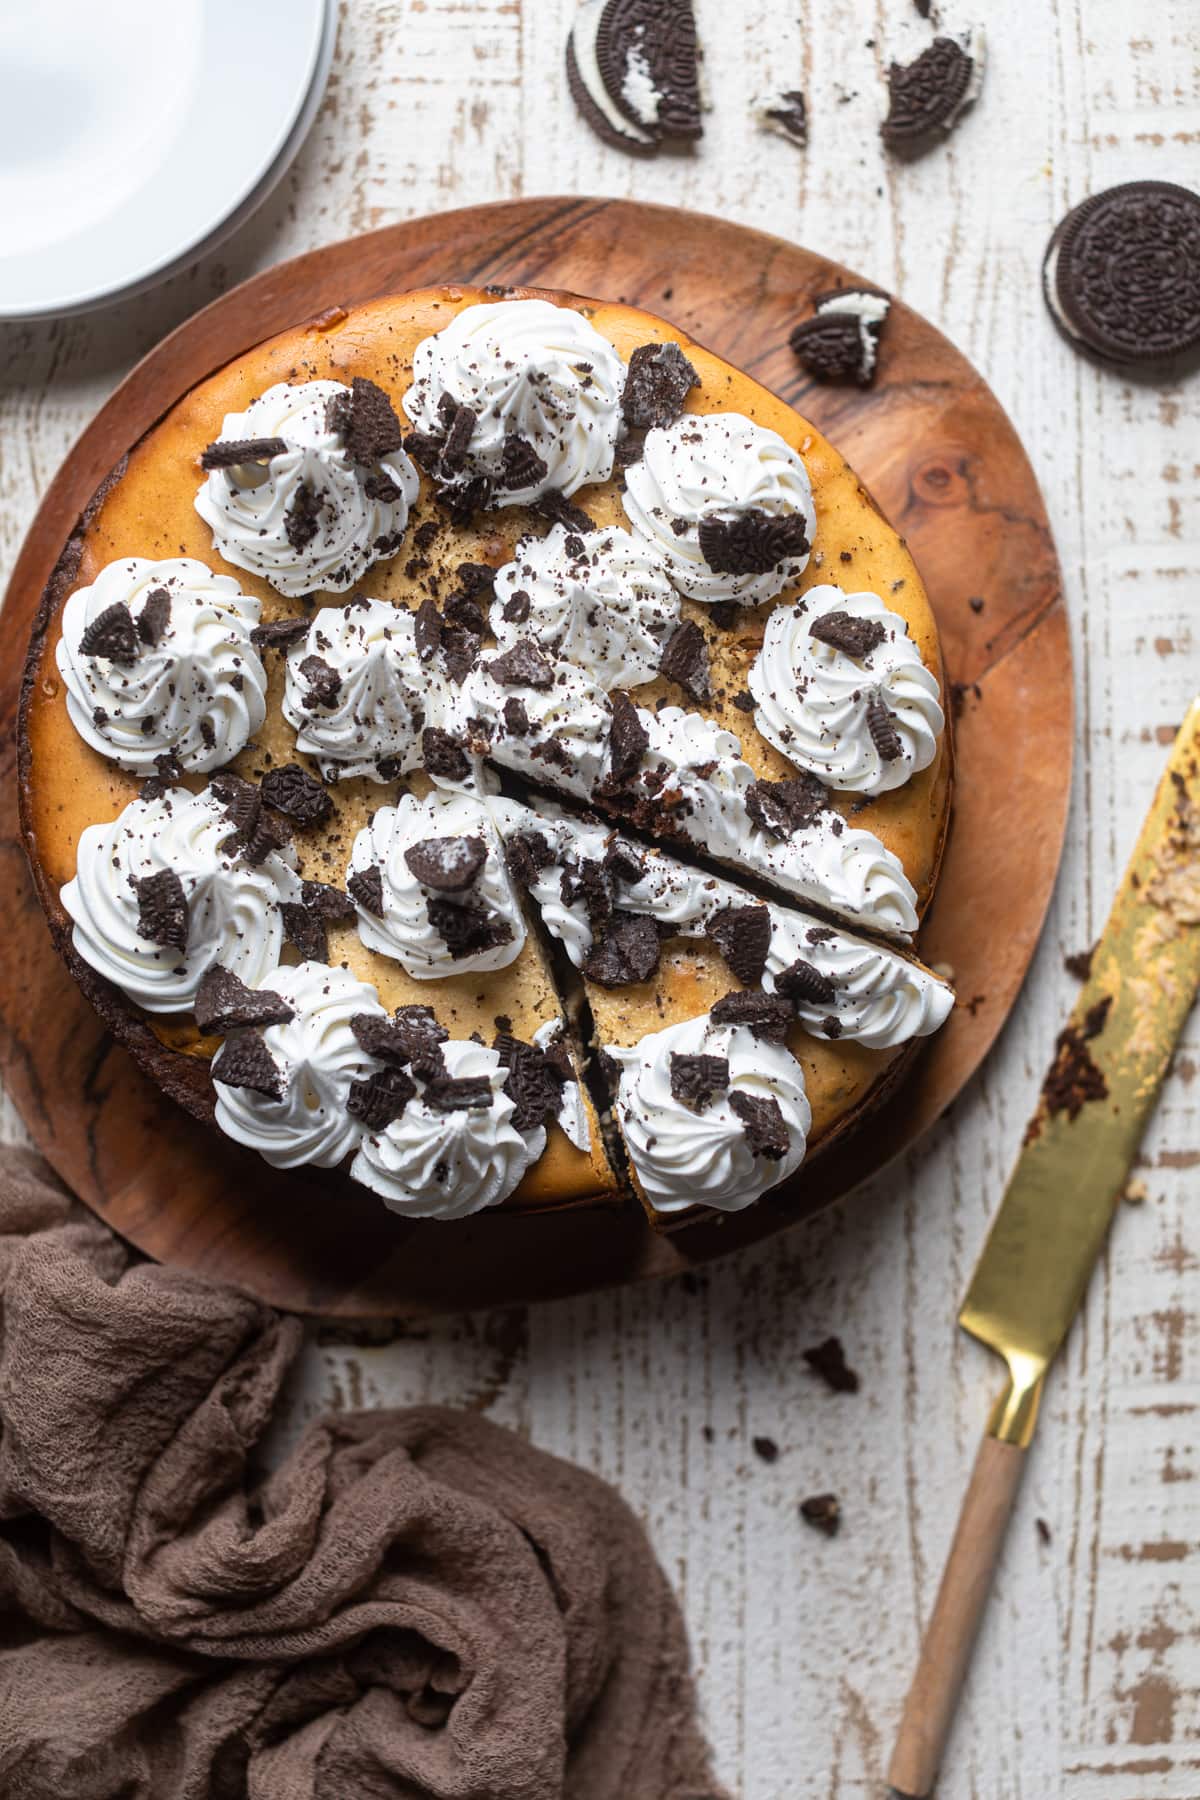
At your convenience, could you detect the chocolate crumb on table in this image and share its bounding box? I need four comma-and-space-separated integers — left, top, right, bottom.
1064, 945, 1095, 982
752, 1435, 780, 1464
803, 1335, 861, 1395
799, 1493, 841, 1537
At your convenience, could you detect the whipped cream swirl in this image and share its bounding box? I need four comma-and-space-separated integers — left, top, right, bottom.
489, 524, 679, 690
60, 787, 298, 1015
623, 413, 816, 604
749, 585, 944, 794
195, 380, 419, 598
348, 789, 525, 977
212, 962, 384, 1170
57, 557, 267, 773
350, 1039, 544, 1219
464, 657, 612, 800
403, 299, 626, 503
612, 1014, 810, 1215
281, 597, 432, 782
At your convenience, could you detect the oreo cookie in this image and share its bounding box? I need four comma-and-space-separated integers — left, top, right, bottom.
567, 0, 703, 157
881, 33, 984, 154
790, 289, 891, 388
1042, 181, 1200, 365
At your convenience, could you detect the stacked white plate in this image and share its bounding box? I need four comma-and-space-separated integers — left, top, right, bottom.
0, 0, 334, 321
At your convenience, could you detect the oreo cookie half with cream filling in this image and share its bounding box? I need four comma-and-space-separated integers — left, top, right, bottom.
881, 30, 985, 154
790, 289, 892, 387
567, 0, 703, 155
21, 281, 953, 1229
1042, 181, 1200, 366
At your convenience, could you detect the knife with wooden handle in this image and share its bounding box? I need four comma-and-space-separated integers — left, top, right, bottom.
888, 699, 1200, 1798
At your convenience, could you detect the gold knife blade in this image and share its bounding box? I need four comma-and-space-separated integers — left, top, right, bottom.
960, 696, 1200, 1446
889, 700, 1200, 1798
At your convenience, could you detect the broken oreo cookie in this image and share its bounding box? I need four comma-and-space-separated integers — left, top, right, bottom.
622, 341, 701, 430
881, 32, 984, 154
698, 509, 810, 575
566, 0, 703, 156
790, 290, 891, 388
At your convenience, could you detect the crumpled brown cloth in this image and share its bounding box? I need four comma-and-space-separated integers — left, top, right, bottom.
0, 1149, 727, 1800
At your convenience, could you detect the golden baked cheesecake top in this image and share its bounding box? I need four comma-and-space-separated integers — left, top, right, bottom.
21, 284, 952, 1224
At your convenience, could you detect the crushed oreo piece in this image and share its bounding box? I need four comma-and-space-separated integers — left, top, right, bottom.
775, 957, 837, 1009
756, 89, 807, 146
421, 726, 470, 783
424, 1074, 493, 1113
487, 639, 555, 689
809, 611, 887, 658
583, 912, 662, 987
803, 1335, 860, 1395
213, 1035, 283, 1102
697, 509, 810, 575
729, 1089, 790, 1160
706, 906, 771, 988
435, 473, 493, 525
1042, 1024, 1108, 1122
456, 563, 497, 602
79, 602, 138, 663
348, 1065, 417, 1131
503, 695, 531, 736
404, 834, 488, 893
299, 654, 342, 709
745, 774, 830, 840
669, 1052, 730, 1112
136, 587, 171, 647
301, 880, 356, 922
280, 901, 328, 965
709, 990, 794, 1044
866, 694, 903, 762
501, 589, 532, 625
533, 489, 596, 534
413, 597, 443, 661
134, 869, 188, 952
505, 829, 553, 890
799, 1493, 841, 1537
607, 690, 649, 786
210, 773, 292, 866
658, 618, 710, 700
260, 763, 333, 827
324, 376, 404, 463
622, 341, 701, 430
348, 864, 385, 917
503, 1038, 566, 1134
426, 895, 513, 957
391, 1005, 450, 1079
284, 482, 324, 551
497, 432, 550, 493
140, 750, 183, 801
881, 35, 981, 152
250, 615, 310, 652
437, 396, 477, 474
200, 436, 287, 471
440, 623, 481, 685
194, 965, 293, 1035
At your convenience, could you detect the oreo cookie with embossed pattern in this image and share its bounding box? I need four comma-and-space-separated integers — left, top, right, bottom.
1042, 181, 1200, 365
566, 0, 703, 157
881, 32, 984, 154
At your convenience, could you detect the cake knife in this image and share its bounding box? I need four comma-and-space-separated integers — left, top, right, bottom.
888, 699, 1200, 1797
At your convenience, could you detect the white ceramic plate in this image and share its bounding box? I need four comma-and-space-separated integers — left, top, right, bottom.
0, 0, 331, 320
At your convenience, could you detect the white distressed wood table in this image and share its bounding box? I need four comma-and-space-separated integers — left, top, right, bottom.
2, 4, 1197, 1794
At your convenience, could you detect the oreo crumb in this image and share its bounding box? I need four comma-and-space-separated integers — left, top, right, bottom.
729, 1090, 790, 1159
213, 1035, 283, 1102
706, 905, 771, 988
622, 341, 701, 430
348, 865, 385, 917
134, 869, 188, 951
670, 1052, 730, 1112
658, 618, 710, 700
802, 1335, 860, 1394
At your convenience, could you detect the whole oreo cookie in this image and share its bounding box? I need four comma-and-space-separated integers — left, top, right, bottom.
567, 0, 703, 156
1042, 181, 1200, 365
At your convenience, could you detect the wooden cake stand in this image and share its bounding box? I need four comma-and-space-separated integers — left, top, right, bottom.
0, 198, 1071, 1317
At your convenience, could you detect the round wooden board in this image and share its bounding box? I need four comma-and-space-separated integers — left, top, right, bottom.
0, 198, 1071, 1318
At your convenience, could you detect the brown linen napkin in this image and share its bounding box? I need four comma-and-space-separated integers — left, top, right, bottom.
0, 1148, 728, 1800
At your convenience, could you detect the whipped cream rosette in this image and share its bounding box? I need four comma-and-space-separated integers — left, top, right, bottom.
348, 789, 525, 978
56, 556, 267, 774
351, 1038, 544, 1219
403, 298, 626, 504
623, 412, 816, 604
611, 1014, 811, 1215
60, 787, 298, 1015
212, 962, 385, 1170
195, 379, 419, 597
749, 584, 944, 794
281, 596, 437, 783
489, 523, 679, 690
